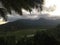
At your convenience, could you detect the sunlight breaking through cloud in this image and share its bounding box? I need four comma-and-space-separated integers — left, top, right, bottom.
44, 0, 60, 16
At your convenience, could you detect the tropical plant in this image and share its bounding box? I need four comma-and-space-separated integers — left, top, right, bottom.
0, 0, 44, 21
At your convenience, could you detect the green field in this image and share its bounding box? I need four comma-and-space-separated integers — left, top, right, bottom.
0, 29, 47, 38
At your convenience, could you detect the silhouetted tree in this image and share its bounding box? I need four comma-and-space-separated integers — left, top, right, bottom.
0, 0, 44, 20
0, 8, 7, 21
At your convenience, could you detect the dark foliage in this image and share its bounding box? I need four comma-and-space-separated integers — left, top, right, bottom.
0, 31, 60, 45
0, 0, 44, 20
0, 8, 7, 21
34, 31, 59, 45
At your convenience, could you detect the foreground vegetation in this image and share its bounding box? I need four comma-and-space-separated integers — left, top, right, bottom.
0, 29, 60, 45
0, 25, 60, 45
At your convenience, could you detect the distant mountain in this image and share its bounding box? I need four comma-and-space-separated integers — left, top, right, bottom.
0, 18, 60, 31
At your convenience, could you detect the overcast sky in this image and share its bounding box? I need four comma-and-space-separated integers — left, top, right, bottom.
0, 0, 60, 24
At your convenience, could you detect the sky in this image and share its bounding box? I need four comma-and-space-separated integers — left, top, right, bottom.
0, 0, 60, 24
44, 0, 60, 16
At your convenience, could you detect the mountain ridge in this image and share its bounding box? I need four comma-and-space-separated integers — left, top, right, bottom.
0, 17, 60, 31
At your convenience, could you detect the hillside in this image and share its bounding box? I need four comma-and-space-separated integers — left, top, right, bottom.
0, 18, 60, 31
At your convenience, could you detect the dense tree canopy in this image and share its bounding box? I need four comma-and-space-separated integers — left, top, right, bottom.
0, 0, 44, 21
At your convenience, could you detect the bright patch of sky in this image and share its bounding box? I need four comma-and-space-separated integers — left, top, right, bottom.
44, 0, 60, 16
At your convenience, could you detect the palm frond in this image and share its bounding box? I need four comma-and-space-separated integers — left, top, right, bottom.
0, 0, 44, 20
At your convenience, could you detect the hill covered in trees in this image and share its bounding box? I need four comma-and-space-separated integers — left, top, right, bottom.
0, 18, 60, 31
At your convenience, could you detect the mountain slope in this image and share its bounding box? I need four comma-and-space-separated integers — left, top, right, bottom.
0, 18, 60, 31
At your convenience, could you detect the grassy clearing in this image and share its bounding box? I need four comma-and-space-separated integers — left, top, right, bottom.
0, 29, 47, 38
